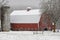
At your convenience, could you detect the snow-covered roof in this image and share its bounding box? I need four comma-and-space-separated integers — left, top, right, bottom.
10, 9, 42, 15
10, 9, 42, 23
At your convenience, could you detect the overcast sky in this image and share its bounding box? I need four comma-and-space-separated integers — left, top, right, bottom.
8, 0, 40, 10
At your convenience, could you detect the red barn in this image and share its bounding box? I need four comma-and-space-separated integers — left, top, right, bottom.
10, 9, 52, 31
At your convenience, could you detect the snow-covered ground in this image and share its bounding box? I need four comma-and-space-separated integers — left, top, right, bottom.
0, 31, 60, 40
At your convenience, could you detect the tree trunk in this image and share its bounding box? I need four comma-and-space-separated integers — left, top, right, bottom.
53, 23, 56, 32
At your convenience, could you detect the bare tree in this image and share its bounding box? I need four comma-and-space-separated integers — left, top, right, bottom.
39, 0, 60, 32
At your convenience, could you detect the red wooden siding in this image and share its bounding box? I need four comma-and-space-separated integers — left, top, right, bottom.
39, 13, 52, 31
11, 23, 38, 31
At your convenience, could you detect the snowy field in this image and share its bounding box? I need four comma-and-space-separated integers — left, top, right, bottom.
0, 31, 60, 40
